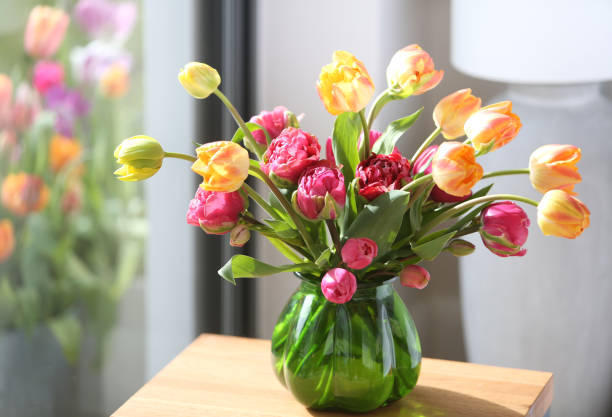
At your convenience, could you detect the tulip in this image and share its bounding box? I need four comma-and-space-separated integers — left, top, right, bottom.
446, 239, 476, 257
178, 62, 221, 99
61, 182, 82, 214
230, 224, 251, 247
341, 238, 378, 269
537, 190, 590, 239
356, 153, 412, 201
24, 6, 70, 59
400, 265, 430, 289
186, 187, 246, 235
464, 101, 521, 154
114, 135, 165, 181
50, 134, 83, 172
248, 106, 295, 146
411, 145, 471, 203
12, 83, 41, 132
262, 127, 320, 187
0, 75, 13, 129
479, 202, 530, 257
44, 84, 89, 136
70, 40, 133, 85
386, 44, 444, 98
433, 88, 481, 139
33, 61, 65, 95
317, 50, 375, 115
0, 219, 15, 263
74, 0, 138, 42
431, 142, 483, 197
294, 163, 345, 220
192, 141, 249, 192
1, 173, 50, 216
321, 268, 357, 304
99, 63, 129, 98
529, 144, 581, 195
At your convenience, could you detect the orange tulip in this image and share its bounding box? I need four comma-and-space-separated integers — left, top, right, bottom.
386, 44, 444, 98
0, 219, 15, 263
49, 134, 82, 172
100, 63, 129, 98
0, 74, 13, 129
1, 173, 50, 216
537, 190, 590, 239
432, 141, 483, 197
24, 6, 70, 59
464, 101, 521, 154
529, 144, 581, 195
192, 141, 249, 192
433, 88, 481, 139
317, 50, 375, 115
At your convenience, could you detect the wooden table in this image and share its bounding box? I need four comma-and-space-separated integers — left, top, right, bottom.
112, 334, 553, 417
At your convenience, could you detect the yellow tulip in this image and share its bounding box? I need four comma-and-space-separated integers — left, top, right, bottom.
386, 44, 444, 98
529, 144, 581, 195
431, 141, 483, 197
537, 190, 589, 239
178, 62, 221, 99
433, 88, 481, 139
114, 135, 165, 181
192, 141, 249, 192
464, 101, 521, 154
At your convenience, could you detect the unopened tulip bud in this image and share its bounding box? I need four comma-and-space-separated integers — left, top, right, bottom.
400, 265, 430, 289
446, 239, 476, 257
321, 268, 357, 304
230, 224, 251, 247
529, 144, 581, 195
386, 44, 444, 98
114, 135, 164, 181
341, 237, 378, 269
178, 62, 221, 99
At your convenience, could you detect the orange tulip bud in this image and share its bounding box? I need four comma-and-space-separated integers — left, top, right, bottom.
50, 134, 82, 172
99, 63, 129, 98
464, 101, 521, 154
537, 190, 590, 239
24, 6, 70, 59
317, 51, 375, 115
433, 88, 481, 139
529, 144, 581, 195
432, 141, 483, 197
0, 219, 15, 263
1, 173, 50, 216
192, 141, 249, 192
386, 44, 444, 98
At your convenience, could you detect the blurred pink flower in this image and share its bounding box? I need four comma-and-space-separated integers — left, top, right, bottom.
12, 83, 40, 132
24, 6, 70, 59
0, 75, 13, 129
71, 40, 132, 85
33, 61, 65, 94
74, 0, 137, 42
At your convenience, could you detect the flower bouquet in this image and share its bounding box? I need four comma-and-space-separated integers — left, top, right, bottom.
114, 45, 590, 412
0, 1, 143, 368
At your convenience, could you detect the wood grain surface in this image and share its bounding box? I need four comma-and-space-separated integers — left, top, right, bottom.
112, 334, 553, 417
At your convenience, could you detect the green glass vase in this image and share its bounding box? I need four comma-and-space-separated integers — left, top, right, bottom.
271, 275, 421, 413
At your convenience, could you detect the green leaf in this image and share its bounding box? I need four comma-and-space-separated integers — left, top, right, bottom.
344, 190, 411, 255
371, 108, 423, 155
48, 313, 82, 364
315, 248, 332, 267
266, 219, 300, 239
411, 231, 457, 261
218, 255, 318, 284
231, 122, 270, 144
332, 112, 361, 183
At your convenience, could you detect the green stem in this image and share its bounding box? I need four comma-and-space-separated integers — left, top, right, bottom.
481, 168, 530, 180
241, 183, 278, 219
325, 219, 342, 255
164, 152, 197, 162
358, 110, 370, 161
248, 164, 316, 256
401, 174, 432, 193
240, 214, 308, 261
213, 89, 262, 159
411, 127, 441, 163
366, 89, 392, 129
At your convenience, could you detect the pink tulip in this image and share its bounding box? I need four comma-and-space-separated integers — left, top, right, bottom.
321, 268, 357, 304
0, 75, 13, 129
400, 265, 430, 289
341, 238, 378, 269
411, 145, 471, 203
479, 201, 530, 257
295, 162, 345, 220
33, 61, 65, 94
11, 83, 40, 132
74, 0, 137, 42
24, 6, 70, 59
262, 127, 320, 187
249, 106, 292, 146
186, 187, 247, 235
356, 153, 411, 201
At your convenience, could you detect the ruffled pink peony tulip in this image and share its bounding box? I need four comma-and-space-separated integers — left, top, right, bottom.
262, 127, 320, 187
400, 265, 430, 289
33, 61, 65, 94
24, 6, 70, 59
356, 153, 411, 201
341, 238, 378, 269
321, 268, 357, 304
186, 187, 246, 235
479, 201, 530, 257
249, 106, 292, 146
411, 145, 471, 203
295, 162, 345, 220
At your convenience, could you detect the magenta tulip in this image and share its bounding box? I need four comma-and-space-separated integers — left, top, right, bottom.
341, 238, 378, 269
321, 268, 357, 304
400, 265, 430, 289
186, 187, 247, 235
479, 201, 530, 257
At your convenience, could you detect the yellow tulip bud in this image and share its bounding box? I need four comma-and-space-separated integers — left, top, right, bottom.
178, 62, 221, 99
433, 88, 481, 139
192, 141, 249, 192
386, 44, 444, 99
529, 144, 581, 195
114, 135, 165, 181
464, 101, 521, 154
537, 190, 590, 239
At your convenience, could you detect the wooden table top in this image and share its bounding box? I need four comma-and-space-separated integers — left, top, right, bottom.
112, 334, 553, 417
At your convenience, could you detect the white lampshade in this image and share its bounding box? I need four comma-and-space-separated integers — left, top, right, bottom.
451, 0, 612, 84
